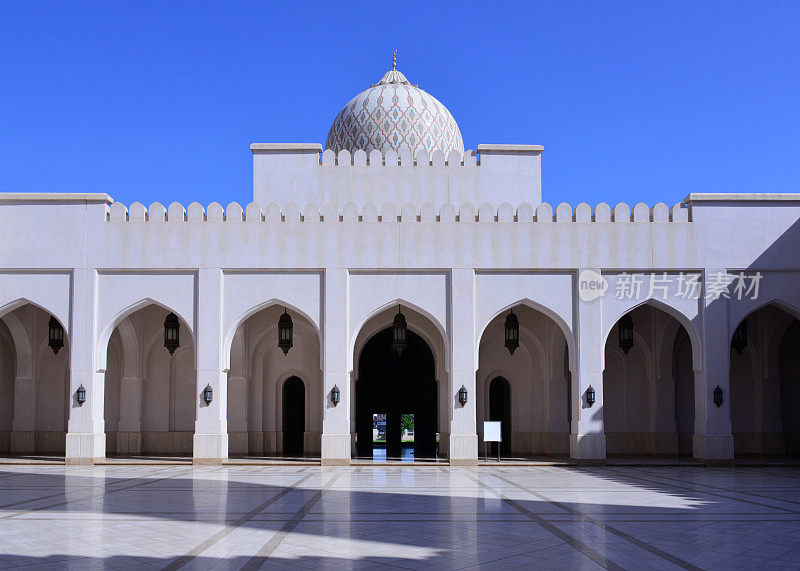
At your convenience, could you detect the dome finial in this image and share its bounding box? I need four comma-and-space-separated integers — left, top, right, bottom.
392, 50, 397, 70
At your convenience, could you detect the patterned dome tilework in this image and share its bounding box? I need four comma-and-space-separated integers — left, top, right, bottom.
326, 69, 463, 157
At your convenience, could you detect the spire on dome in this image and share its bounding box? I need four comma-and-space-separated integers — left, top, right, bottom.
371, 50, 410, 86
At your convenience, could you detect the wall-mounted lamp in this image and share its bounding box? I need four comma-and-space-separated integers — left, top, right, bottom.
713, 385, 723, 408
586, 385, 596, 407
458, 385, 468, 407
76, 385, 86, 405
203, 384, 213, 405
331, 385, 341, 406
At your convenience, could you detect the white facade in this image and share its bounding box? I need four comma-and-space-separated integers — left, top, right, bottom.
2, 67, 800, 465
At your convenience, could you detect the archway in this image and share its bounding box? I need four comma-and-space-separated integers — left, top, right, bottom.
0, 304, 70, 456
282, 376, 305, 457
489, 376, 511, 457
226, 305, 321, 458
477, 304, 571, 458
103, 304, 195, 457
604, 304, 695, 456
730, 304, 800, 456
356, 327, 437, 460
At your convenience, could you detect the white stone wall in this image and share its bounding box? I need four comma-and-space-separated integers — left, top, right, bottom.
2, 154, 800, 464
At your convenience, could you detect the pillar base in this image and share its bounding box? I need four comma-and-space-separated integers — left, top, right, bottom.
66, 432, 105, 464
321, 433, 350, 465
570, 434, 606, 461
693, 434, 734, 462
192, 433, 228, 464
449, 433, 478, 464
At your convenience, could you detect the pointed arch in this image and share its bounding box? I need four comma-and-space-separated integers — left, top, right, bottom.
97, 298, 194, 373
0, 297, 69, 339
350, 298, 449, 377
476, 298, 575, 372
604, 298, 701, 372
223, 299, 322, 372
731, 299, 800, 343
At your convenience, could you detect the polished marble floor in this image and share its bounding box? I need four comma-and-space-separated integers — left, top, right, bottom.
1, 464, 800, 569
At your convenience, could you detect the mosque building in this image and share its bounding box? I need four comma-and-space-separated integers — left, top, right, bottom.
1, 60, 799, 465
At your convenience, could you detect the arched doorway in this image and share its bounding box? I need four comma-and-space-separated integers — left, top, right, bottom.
604, 304, 695, 456
0, 304, 70, 456
489, 376, 511, 457
477, 304, 571, 458
356, 328, 437, 460
730, 304, 800, 456
103, 304, 195, 457
282, 376, 305, 457
226, 305, 321, 458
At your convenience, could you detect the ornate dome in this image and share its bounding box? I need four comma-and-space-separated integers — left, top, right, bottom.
325, 63, 464, 157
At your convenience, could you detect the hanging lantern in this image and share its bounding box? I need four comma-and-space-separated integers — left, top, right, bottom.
203, 384, 213, 405
731, 320, 748, 355
76, 384, 86, 405
278, 309, 293, 355
164, 313, 180, 355
330, 385, 341, 406
392, 307, 407, 356
713, 385, 723, 408
48, 316, 64, 355
619, 313, 634, 355
586, 385, 596, 407
458, 385, 468, 407
504, 309, 520, 355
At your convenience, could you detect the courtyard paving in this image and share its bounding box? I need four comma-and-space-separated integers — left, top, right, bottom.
1, 464, 800, 569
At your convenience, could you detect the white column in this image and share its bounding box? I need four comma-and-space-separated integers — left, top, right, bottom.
66, 268, 106, 464
570, 269, 606, 461
321, 268, 350, 465
193, 268, 228, 465
449, 268, 478, 464
693, 269, 734, 462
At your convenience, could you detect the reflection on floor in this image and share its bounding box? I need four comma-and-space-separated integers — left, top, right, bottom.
2, 465, 800, 567
371, 444, 415, 463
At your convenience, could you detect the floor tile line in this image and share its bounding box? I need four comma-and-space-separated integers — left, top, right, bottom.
241, 472, 342, 570
463, 472, 623, 571
162, 472, 315, 570
607, 467, 800, 514
492, 470, 702, 571
0, 466, 192, 519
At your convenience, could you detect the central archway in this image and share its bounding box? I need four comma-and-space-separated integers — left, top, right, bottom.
355, 328, 438, 460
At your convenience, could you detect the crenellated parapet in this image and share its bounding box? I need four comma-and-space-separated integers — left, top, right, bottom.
107, 200, 690, 223
319, 148, 477, 166
251, 144, 544, 210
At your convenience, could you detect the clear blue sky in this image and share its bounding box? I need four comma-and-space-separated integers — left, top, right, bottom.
1, 2, 798, 207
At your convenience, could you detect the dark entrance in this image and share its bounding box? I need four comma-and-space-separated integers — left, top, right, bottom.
356, 328, 437, 459
282, 376, 305, 457
489, 376, 511, 457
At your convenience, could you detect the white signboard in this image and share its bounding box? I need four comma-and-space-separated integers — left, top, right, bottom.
483, 421, 502, 442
